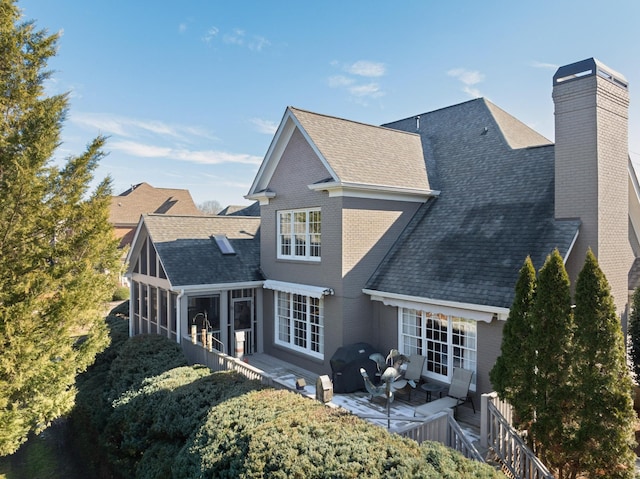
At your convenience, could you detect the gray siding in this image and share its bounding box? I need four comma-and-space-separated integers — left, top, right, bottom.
259, 127, 421, 374
476, 319, 504, 396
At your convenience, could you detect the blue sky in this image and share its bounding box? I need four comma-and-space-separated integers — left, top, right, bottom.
19, 0, 640, 208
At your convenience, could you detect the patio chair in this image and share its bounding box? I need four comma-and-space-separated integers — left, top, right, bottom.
413, 368, 475, 418
394, 354, 425, 401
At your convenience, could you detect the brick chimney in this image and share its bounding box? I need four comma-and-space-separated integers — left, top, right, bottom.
552, 58, 632, 314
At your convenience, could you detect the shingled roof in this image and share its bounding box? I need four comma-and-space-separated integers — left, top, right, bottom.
110, 182, 202, 225
140, 214, 262, 287
247, 107, 432, 200
289, 107, 430, 190
366, 98, 580, 309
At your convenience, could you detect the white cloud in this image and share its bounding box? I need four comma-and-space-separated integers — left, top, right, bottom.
347, 60, 386, 78
110, 140, 262, 166
447, 68, 485, 98
328, 75, 355, 88
70, 113, 218, 142
249, 35, 270, 52
328, 60, 387, 101
203, 27, 219, 43
178, 23, 187, 33
463, 86, 482, 98
223, 29, 245, 46
531, 60, 559, 70
250, 118, 278, 135
349, 82, 384, 98
447, 68, 484, 86
204, 27, 270, 51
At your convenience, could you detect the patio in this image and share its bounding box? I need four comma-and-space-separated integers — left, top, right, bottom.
244, 352, 481, 446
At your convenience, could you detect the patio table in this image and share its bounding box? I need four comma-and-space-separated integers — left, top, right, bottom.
420, 383, 446, 402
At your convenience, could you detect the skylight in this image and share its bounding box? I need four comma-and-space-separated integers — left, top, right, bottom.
213, 235, 235, 255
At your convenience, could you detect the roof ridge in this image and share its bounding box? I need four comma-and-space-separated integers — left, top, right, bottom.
382, 98, 484, 126
289, 106, 420, 138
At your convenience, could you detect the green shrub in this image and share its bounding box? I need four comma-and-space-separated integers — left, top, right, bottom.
71, 312, 131, 477
173, 389, 502, 479
70, 310, 501, 479
105, 334, 187, 403
115, 368, 263, 479
112, 286, 130, 301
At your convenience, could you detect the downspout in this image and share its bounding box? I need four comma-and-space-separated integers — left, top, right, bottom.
128, 277, 134, 338
176, 289, 185, 345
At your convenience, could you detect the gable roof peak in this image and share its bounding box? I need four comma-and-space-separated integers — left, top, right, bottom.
247, 106, 432, 203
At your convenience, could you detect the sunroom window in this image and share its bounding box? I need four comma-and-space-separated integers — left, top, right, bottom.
277, 208, 321, 261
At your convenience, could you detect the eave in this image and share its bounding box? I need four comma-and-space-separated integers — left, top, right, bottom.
362, 288, 510, 322
308, 181, 439, 203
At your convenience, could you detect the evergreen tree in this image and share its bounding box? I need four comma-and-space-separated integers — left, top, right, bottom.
0, 0, 120, 455
628, 286, 640, 382
529, 249, 573, 471
489, 256, 536, 432
570, 250, 636, 479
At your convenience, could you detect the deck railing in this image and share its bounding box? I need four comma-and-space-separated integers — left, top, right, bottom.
396, 410, 484, 461
182, 339, 273, 385
481, 393, 554, 479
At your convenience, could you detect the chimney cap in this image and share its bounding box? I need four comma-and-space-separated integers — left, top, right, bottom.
553, 58, 628, 90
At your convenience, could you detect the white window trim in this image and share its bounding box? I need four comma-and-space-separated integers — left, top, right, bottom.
398, 308, 477, 391
277, 208, 321, 262
274, 291, 324, 359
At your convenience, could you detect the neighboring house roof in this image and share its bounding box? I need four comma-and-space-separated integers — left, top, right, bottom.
366, 98, 580, 309
110, 182, 202, 226
247, 107, 433, 201
218, 202, 261, 217
137, 214, 262, 287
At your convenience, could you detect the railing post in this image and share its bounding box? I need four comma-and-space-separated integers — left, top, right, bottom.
480, 392, 494, 449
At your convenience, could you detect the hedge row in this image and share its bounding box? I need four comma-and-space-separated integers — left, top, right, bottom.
174, 389, 502, 479
71, 302, 502, 478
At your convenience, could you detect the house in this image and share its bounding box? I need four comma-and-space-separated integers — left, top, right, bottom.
127, 58, 639, 400
110, 182, 202, 249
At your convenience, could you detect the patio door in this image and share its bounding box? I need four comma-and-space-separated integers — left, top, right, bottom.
231, 295, 254, 356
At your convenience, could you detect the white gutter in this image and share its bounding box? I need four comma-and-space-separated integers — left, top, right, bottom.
171, 281, 264, 295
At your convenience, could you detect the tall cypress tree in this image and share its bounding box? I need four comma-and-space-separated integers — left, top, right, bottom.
570, 250, 636, 479
628, 286, 640, 382
529, 249, 573, 471
0, 0, 120, 455
490, 256, 536, 432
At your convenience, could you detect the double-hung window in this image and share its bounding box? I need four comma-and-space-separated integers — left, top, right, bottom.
277, 208, 321, 261
275, 291, 324, 358
400, 308, 477, 389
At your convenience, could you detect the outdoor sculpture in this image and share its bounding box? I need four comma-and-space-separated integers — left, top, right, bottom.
359, 349, 414, 427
